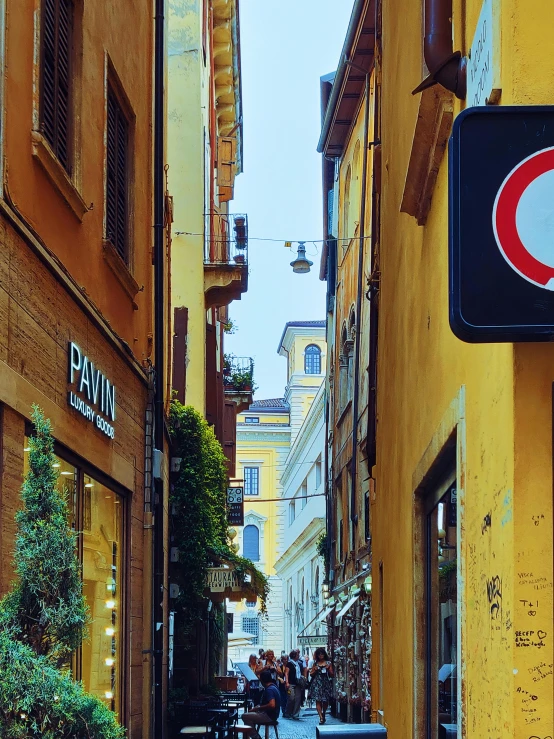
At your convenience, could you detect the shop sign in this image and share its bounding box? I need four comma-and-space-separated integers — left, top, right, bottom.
449, 106, 554, 342
67, 342, 116, 438
227, 486, 244, 526
206, 567, 243, 592
467, 0, 501, 106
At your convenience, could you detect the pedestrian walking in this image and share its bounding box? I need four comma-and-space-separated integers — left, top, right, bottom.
284, 649, 306, 720
241, 669, 281, 739
277, 653, 288, 716
308, 647, 334, 724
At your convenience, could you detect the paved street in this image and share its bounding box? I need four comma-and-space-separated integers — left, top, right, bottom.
276, 707, 343, 739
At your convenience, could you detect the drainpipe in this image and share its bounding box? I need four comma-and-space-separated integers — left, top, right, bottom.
413, 0, 466, 99
347, 60, 370, 542
153, 0, 166, 735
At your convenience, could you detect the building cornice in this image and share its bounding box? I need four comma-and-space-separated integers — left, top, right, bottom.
274, 516, 325, 574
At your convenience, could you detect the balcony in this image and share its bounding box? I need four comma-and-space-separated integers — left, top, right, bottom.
204, 213, 248, 308
224, 355, 254, 412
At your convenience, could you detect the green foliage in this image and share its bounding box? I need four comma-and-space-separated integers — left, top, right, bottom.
0, 406, 124, 737
0, 633, 125, 738
316, 532, 330, 576
0, 407, 88, 666
168, 401, 269, 619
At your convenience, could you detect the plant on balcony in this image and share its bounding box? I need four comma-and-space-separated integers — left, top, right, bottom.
222, 318, 238, 335
0, 407, 124, 738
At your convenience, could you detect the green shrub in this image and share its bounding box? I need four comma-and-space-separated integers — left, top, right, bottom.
0, 407, 124, 737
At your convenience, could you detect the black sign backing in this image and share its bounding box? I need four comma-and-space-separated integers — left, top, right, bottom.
449, 106, 554, 342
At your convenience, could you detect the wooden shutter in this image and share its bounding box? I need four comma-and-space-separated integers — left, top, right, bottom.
205, 323, 217, 427
106, 88, 129, 262
217, 136, 236, 189
41, 0, 73, 171
222, 401, 237, 477
172, 307, 188, 403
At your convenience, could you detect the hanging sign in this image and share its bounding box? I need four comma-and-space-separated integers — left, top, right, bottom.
206, 567, 243, 592
449, 106, 554, 342
227, 486, 244, 526
67, 342, 116, 438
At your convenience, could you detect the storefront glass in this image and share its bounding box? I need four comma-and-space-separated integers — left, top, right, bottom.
426, 477, 458, 738
23, 443, 124, 715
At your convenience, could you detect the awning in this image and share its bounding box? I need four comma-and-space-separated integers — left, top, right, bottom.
335, 595, 359, 626
319, 604, 336, 623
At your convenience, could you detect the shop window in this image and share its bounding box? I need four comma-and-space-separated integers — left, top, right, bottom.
424, 473, 458, 737
305, 344, 321, 374
40, 0, 74, 172
24, 442, 124, 716
244, 466, 259, 496
243, 524, 260, 562
106, 84, 130, 263
242, 615, 260, 645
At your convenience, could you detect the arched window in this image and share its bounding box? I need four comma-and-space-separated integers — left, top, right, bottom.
343, 164, 351, 251
243, 525, 260, 561
305, 344, 321, 374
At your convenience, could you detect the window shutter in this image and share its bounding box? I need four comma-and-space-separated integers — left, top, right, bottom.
222, 401, 237, 477
106, 88, 129, 262
41, 0, 73, 171
243, 525, 260, 562
217, 136, 236, 189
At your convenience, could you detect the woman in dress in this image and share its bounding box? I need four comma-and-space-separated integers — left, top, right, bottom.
308, 647, 334, 724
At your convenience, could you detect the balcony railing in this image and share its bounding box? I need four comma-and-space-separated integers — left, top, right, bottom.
223, 355, 254, 392
205, 213, 248, 268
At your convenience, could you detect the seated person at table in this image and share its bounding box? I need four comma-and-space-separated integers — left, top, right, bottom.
241, 670, 281, 739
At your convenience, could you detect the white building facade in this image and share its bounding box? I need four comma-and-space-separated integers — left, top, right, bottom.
275, 384, 327, 657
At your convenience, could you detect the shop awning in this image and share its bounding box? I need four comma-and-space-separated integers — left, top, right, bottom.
319, 604, 336, 623
335, 595, 359, 626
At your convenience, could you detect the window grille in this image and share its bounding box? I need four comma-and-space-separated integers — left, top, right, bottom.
244, 467, 259, 495
106, 87, 129, 262
305, 345, 321, 374
41, 0, 73, 171
242, 615, 260, 645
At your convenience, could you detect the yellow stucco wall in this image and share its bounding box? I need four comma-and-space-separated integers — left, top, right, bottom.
168, 0, 210, 413
372, 0, 554, 736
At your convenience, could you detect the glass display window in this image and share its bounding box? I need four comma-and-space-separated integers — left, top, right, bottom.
23, 439, 125, 716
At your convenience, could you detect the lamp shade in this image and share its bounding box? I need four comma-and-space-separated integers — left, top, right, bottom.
290, 242, 313, 274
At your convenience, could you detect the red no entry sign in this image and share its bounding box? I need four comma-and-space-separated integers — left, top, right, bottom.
493, 146, 554, 290
449, 107, 554, 343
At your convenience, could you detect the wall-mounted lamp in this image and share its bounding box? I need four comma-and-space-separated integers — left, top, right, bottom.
290, 242, 313, 274
322, 581, 330, 602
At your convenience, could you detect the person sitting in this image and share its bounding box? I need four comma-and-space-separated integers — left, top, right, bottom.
241, 669, 281, 739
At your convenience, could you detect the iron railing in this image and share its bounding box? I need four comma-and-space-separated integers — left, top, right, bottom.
223, 355, 254, 392
205, 213, 248, 267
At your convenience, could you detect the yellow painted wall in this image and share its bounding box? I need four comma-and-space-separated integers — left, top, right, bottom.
372, 0, 554, 736
168, 0, 209, 413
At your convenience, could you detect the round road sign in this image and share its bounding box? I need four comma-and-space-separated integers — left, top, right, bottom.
493, 146, 554, 290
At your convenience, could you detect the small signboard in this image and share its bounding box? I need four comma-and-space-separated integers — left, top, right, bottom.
227, 486, 244, 526
206, 567, 243, 592
449, 106, 554, 342
467, 0, 501, 106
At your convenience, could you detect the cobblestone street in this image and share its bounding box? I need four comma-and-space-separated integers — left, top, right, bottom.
275, 707, 342, 739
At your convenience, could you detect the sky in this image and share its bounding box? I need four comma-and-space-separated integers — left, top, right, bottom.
225, 0, 353, 400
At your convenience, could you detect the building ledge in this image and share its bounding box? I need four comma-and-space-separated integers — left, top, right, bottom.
204, 262, 248, 308
224, 388, 254, 413
31, 131, 88, 222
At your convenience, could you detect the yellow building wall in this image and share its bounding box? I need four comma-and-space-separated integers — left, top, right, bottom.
373, 0, 554, 736
168, 0, 210, 413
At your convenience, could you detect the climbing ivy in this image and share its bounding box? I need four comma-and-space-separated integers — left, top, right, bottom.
168, 401, 269, 621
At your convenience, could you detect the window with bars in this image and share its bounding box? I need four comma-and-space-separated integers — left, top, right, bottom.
305, 344, 321, 374
244, 467, 259, 496
242, 615, 260, 645
40, 0, 73, 172
106, 87, 129, 263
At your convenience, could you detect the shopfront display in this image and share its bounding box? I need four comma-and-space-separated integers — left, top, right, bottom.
24, 446, 125, 715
